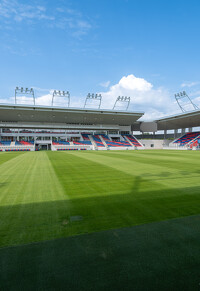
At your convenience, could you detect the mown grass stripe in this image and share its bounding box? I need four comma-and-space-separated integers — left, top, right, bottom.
0, 152, 70, 247
69, 150, 200, 191
0, 152, 67, 206
0, 151, 25, 167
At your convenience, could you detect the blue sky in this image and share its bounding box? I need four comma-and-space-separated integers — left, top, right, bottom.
1, 0, 200, 119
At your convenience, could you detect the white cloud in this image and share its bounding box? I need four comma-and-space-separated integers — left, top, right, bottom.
0, 96, 14, 104
100, 81, 110, 88
190, 90, 200, 96
0, 1, 53, 22
99, 74, 179, 120
0, 74, 186, 121
0, 87, 84, 108
118, 75, 152, 91
36, 93, 85, 108
36, 94, 52, 106
181, 81, 200, 88
0, 1, 92, 38
32, 86, 52, 92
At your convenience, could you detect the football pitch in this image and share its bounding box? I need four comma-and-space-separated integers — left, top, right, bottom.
0, 150, 200, 290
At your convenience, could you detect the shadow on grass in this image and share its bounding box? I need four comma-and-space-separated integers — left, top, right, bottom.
0, 172, 200, 290
0, 182, 200, 248
0, 214, 200, 291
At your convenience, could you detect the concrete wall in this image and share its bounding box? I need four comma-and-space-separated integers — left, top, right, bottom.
140, 139, 171, 149
119, 125, 131, 132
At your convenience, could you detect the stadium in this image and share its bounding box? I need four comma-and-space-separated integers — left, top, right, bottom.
1, 0, 200, 289
0, 87, 200, 290
1, 88, 200, 152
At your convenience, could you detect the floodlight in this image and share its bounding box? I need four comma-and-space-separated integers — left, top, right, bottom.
113, 96, 130, 110
51, 89, 70, 107
174, 91, 199, 113
84, 92, 102, 109
15, 86, 35, 105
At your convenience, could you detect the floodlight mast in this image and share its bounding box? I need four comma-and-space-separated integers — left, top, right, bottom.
15, 87, 35, 105
113, 96, 130, 111
84, 93, 102, 109
174, 91, 199, 113
51, 90, 70, 107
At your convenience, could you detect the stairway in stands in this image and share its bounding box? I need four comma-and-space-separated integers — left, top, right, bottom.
98, 135, 108, 148
123, 134, 143, 147
82, 134, 98, 150
91, 135, 105, 148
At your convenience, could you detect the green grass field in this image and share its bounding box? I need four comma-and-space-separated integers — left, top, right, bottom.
0, 150, 200, 290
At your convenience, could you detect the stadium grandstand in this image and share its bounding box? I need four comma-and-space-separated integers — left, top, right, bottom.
0, 103, 144, 151
1, 103, 200, 151
1, 88, 200, 151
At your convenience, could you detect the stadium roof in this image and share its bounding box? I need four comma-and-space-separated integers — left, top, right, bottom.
156, 110, 200, 130
2, 103, 200, 132
0, 103, 144, 127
